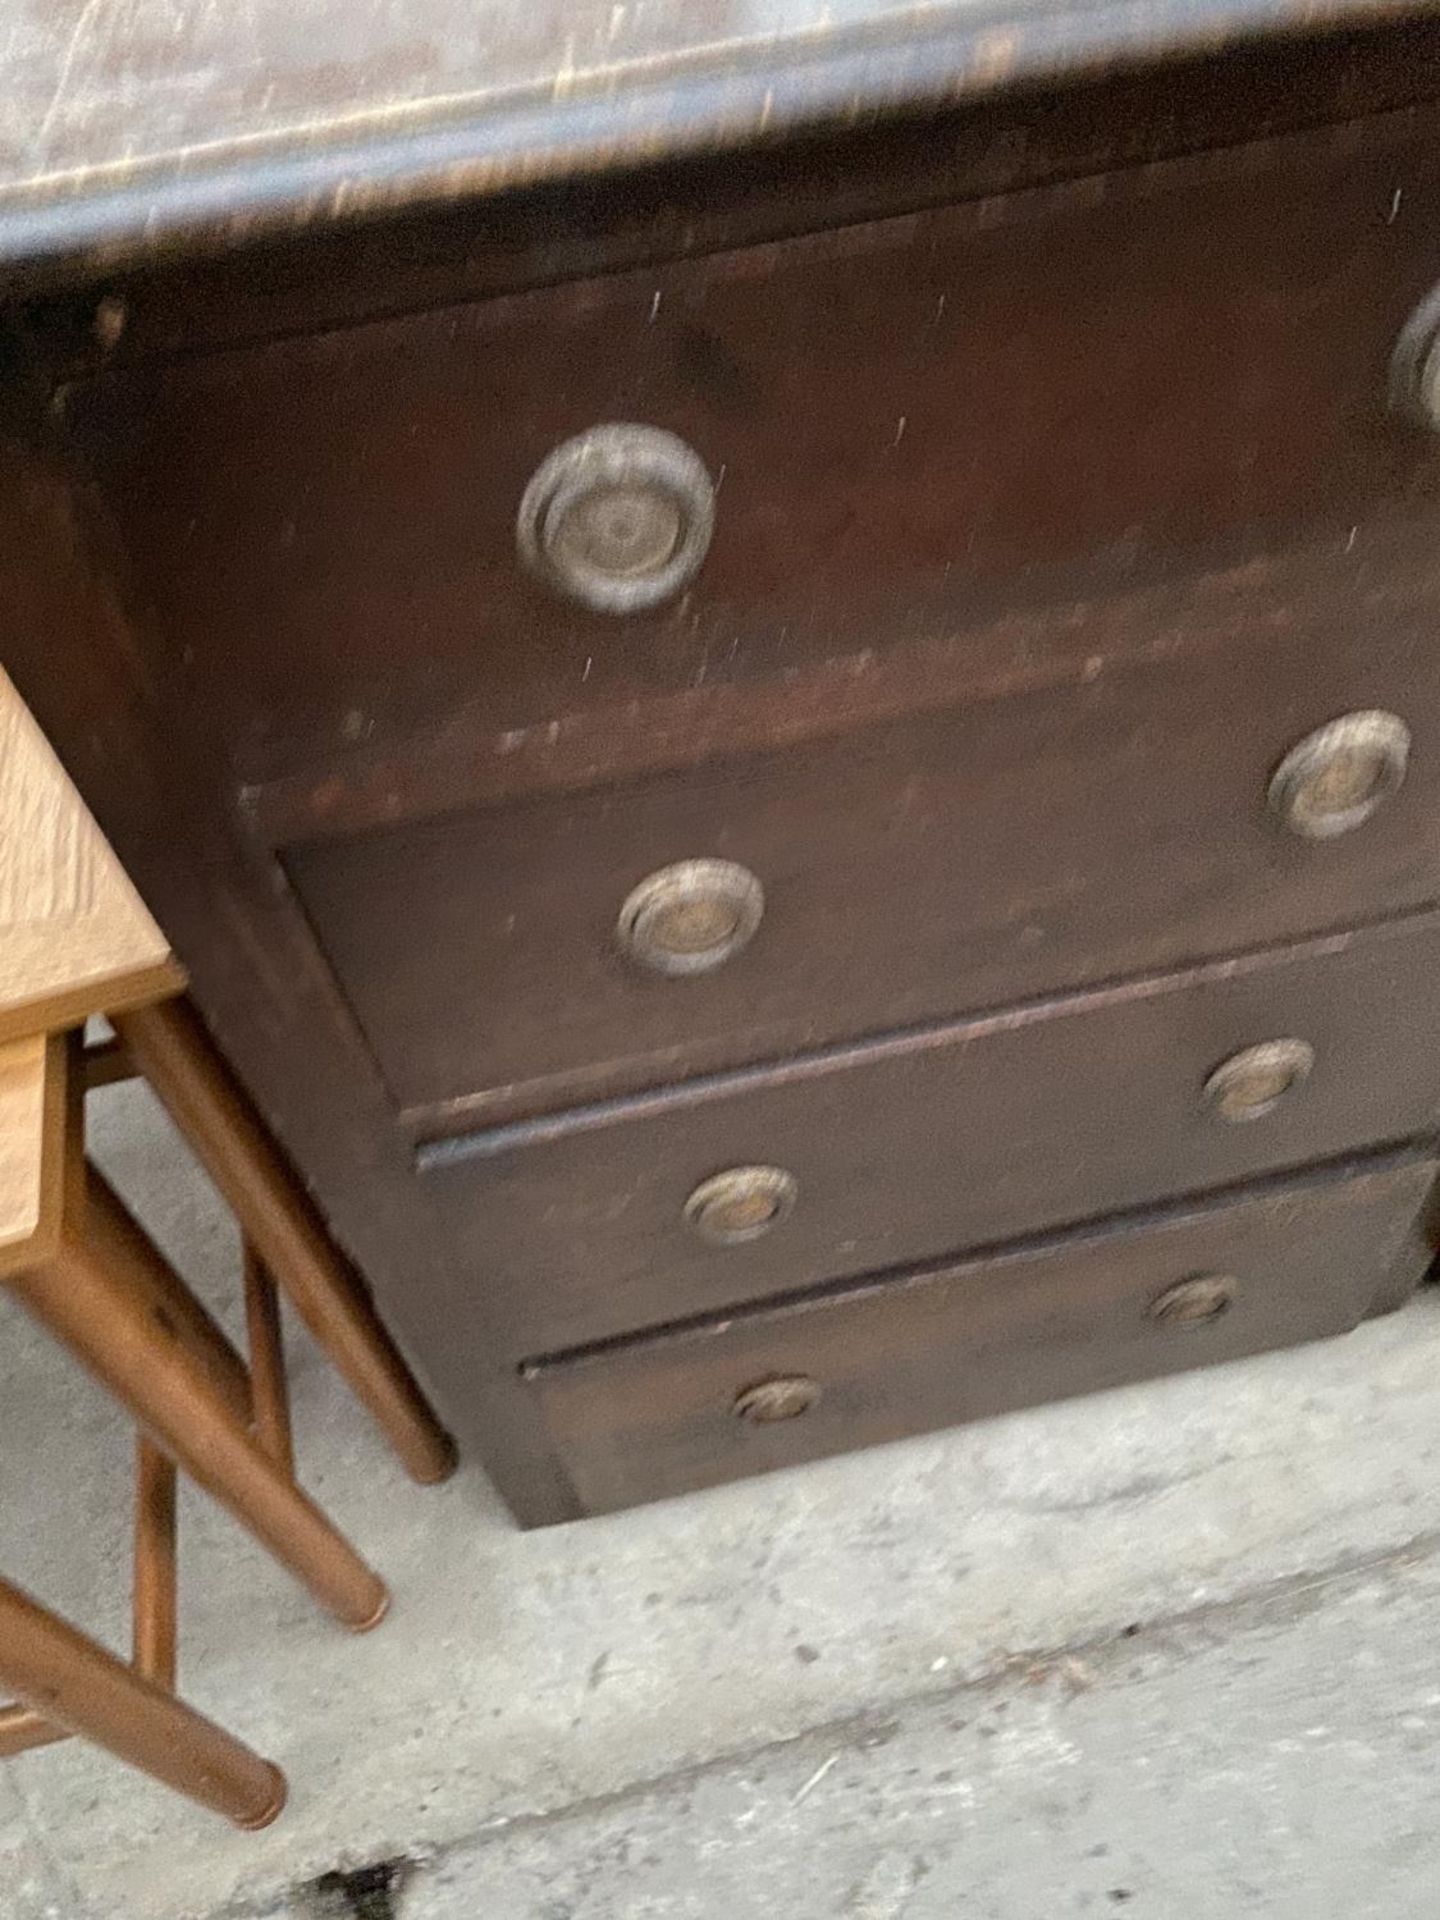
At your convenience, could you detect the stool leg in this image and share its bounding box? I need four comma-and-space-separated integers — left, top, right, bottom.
1, 1439, 181, 1754
10, 1169, 389, 1631
88, 1162, 252, 1427
0, 1576, 286, 1828
113, 1000, 457, 1485
133, 1440, 178, 1688
0, 1700, 66, 1757
243, 1245, 295, 1477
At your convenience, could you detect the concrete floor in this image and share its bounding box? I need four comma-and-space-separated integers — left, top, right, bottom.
5, 1083, 1440, 1919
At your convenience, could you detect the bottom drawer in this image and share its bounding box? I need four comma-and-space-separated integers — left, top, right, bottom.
524, 1152, 1437, 1514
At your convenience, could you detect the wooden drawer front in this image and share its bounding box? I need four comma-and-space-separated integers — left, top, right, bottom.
525, 1152, 1437, 1513
425, 912, 1440, 1356
69, 108, 1440, 762
295, 608, 1440, 1124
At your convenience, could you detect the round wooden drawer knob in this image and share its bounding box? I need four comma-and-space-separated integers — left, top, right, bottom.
685, 1165, 797, 1245
1203, 1038, 1315, 1122
618, 858, 764, 975
517, 424, 715, 613
732, 1375, 820, 1423
1268, 711, 1410, 839
1390, 289, 1440, 429
1148, 1274, 1236, 1327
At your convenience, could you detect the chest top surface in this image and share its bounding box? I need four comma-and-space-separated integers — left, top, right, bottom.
0, 0, 1433, 278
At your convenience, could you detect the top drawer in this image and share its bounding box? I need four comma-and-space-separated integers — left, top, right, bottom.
67, 106, 1440, 759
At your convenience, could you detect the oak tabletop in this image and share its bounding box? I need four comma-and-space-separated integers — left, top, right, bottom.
0, 671, 183, 1042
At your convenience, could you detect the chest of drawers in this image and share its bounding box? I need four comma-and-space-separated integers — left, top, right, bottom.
8, 7, 1440, 1522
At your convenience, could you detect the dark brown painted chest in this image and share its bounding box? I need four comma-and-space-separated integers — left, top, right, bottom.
8, 7, 1440, 1521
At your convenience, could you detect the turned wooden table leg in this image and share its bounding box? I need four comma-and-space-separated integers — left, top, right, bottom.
9, 1167, 389, 1631
114, 999, 457, 1485
0, 1577, 286, 1827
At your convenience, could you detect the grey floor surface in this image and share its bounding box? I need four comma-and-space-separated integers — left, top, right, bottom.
4, 1081, 1440, 1919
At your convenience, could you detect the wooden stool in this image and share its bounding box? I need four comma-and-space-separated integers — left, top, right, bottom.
0, 670, 456, 1488
0, 673, 455, 1821
0, 1034, 290, 1826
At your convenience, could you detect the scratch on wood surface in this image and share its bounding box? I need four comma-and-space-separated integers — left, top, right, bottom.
1, 0, 1425, 288
32, 0, 108, 157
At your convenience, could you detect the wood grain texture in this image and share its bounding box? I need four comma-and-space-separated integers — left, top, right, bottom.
0, 1033, 66, 1277
0, 670, 182, 1040
526, 1150, 1439, 1511
67, 21, 1440, 371
1, 0, 1436, 279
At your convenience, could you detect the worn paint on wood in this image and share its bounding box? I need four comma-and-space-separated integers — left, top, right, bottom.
9, 21, 1440, 1524
0, 0, 1435, 274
